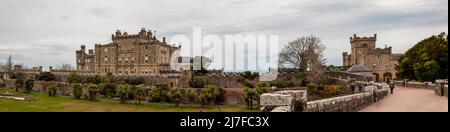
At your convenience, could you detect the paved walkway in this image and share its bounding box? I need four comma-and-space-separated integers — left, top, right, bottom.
361, 86, 448, 112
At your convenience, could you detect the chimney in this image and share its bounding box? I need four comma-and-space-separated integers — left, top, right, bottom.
89, 49, 94, 54
115, 30, 122, 36
140, 27, 147, 35
163, 37, 166, 43
147, 30, 153, 38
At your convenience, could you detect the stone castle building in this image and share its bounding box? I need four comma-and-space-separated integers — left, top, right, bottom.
76, 28, 180, 75
342, 34, 403, 82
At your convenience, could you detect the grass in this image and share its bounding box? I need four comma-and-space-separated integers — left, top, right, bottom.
0, 89, 257, 112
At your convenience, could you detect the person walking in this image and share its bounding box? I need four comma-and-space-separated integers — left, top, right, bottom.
389, 80, 395, 94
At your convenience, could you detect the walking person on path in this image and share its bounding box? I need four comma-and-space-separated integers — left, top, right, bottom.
389, 80, 395, 94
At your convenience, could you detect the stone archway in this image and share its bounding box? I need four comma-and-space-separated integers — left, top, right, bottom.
383, 72, 393, 82
373, 73, 380, 82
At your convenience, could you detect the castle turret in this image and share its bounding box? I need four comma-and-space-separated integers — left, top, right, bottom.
81, 45, 86, 52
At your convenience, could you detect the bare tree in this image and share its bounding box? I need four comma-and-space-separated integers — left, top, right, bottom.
0, 62, 4, 71
279, 35, 327, 82
3, 55, 14, 74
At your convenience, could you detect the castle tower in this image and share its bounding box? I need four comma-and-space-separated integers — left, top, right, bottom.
349, 34, 377, 65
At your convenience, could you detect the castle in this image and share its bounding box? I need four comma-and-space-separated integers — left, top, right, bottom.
342, 34, 403, 82
76, 28, 181, 75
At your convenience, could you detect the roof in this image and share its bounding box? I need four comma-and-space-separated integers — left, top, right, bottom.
346, 65, 371, 73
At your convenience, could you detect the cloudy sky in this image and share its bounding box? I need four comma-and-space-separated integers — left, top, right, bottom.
0, 0, 447, 70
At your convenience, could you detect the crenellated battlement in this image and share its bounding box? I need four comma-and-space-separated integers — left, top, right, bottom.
111, 28, 154, 41
350, 34, 377, 43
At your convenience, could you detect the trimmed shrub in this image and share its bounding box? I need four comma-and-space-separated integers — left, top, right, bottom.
87, 75, 102, 84
256, 82, 270, 106
125, 77, 145, 85
182, 89, 198, 104
99, 83, 117, 98
15, 79, 24, 92
148, 84, 169, 102
307, 83, 320, 94
241, 71, 259, 80
67, 71, 81, 84
117, 84, 130, 104
134, 86, 147, 105
73, 83, 82, 99
47, 83, 57, 96
322, 85, 344, 97
243, 87, 256, 109
169, 87, 182, 107
189, 76, 207, 88
38, 72, 56, 81
200, 85, 224, 107
270, 81, 295, 88
24, 77, 35, 94
87, 84, 98, 101
0, 82, 6, 88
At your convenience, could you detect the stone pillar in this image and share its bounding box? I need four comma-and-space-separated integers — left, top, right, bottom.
444, 85, 448, 98
435, 80, 448, 96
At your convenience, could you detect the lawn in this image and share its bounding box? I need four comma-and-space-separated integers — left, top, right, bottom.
0, 89, 257, 112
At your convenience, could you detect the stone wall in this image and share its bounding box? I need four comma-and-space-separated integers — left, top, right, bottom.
203, 74, 244, 88
3, 79, 17, 89
33, 81, 72, 96
435, 80, 448, 96
326, 71, 372, 82
223, 88, 245, 105
444, 85, 448, 98
260, 85, 389, 112
406, 82, 435, 89
305, 89, 388, 112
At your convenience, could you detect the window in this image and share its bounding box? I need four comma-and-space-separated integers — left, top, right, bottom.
125, 58, 128, 64
118, 58, 121, 64
144, 55, 149, 63
132, 58, 135, 63
373, 64, 376, 69
104, 56, 108, 63
362, 43, 368, 47
145, 46, 148, 49
105, 48, 108, 52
